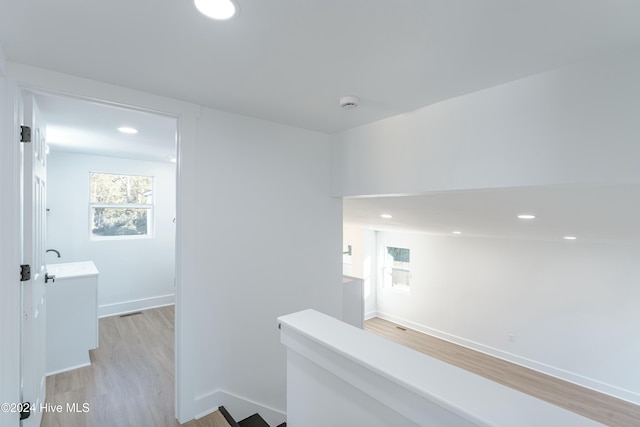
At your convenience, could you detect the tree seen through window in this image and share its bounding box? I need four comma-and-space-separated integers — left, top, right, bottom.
385, 246, 410, 292
90, 173, 153, 237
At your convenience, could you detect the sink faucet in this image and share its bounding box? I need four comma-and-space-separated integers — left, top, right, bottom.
46, 249, 61, 258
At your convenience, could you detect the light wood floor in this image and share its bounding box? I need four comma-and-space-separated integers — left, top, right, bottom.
365, 317, 640, 427
41, 306, 230, 427
42, 307, 639, 426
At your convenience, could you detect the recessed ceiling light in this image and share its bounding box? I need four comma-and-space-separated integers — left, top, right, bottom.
564, 236, 577, 240
517, 214, 536, 219
194, 0, 236, 20
380, 214, 392, 219
118, 127, 138, 134
452, 231, 462, 234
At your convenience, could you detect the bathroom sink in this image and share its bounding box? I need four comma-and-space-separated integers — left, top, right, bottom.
46, 261, 99, 279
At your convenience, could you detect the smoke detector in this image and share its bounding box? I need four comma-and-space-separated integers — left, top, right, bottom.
339, 95, 359, 110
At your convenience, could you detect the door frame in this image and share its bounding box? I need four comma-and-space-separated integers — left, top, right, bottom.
0, 65, 200, 424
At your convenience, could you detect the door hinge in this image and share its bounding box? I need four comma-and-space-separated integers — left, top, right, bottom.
20, 264, 31, 282
20, 402, 31, 420
20, 125, 31, 143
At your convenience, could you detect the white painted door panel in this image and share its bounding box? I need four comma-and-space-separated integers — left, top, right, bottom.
21, 91, 47, 427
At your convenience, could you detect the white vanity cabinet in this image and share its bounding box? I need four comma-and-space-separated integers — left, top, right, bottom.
45, 261, 99, 375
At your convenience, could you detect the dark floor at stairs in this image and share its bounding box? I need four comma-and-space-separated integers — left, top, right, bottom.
219, 406, 286, 427
238, 413, 270, 427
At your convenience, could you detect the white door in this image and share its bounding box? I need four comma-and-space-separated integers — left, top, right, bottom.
20, 91, 48, 427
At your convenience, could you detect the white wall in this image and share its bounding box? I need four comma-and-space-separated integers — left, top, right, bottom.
332, 46, 640, 406
372, 230, 640, 403
46, 151, 176, 316
331, 46, 640, 197
190, 106, 342, 422
2, 63, 343, 424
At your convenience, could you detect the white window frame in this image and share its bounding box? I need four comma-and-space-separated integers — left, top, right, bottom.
89, 172, 155, 241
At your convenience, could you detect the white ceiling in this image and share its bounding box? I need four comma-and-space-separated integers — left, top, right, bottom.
4, 1, 640, 239
35, 94, 177, 163
3, 1, 640, 133
344, 185, 640, 243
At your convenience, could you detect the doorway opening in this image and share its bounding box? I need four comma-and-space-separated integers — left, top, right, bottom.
25, 90, 181, 424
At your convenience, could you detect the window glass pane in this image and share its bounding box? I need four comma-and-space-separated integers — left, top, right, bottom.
91, 207, 149, 236
385, 246, 410, 290
387, 247, 410, 263
90, 173, 152, 204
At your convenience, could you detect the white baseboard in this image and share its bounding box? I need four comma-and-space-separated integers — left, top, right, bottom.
194, 389, 286, 427
98, 294, 175, 318
46, 361, 91, 377
364, 310, 377, 321
374, 310, 640, 406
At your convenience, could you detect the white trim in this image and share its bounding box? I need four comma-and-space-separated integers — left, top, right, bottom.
45, 361, 91, 377
5, 62, 200, 118
194, 389, 286, 427
375, 310, 640, 406
98, 295, 175, 318
174, 110, 200, 423
364, 310, 378, 321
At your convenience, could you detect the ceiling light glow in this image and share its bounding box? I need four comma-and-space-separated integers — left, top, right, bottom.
194, 0, 236, 20
452, 231, 462, 234
118, 127, 138, 134
564, 236, 577, 240
517, 214, 536, 219
380, 214, 392, 219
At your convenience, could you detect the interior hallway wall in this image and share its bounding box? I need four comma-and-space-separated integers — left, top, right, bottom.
189, 106, 342, 423
46, 151, 176, 316
332, 47, 640, 406
3, 62, 343, 424
331, 46, 640, 197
